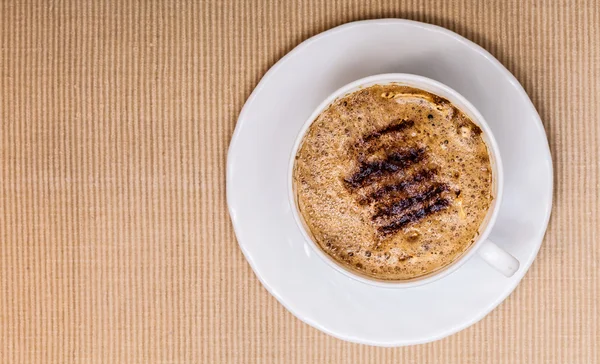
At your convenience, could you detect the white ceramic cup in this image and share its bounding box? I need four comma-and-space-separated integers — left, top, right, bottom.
288, 73, 520, 288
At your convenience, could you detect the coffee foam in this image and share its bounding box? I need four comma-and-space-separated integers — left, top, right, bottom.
293, 84, 493, 280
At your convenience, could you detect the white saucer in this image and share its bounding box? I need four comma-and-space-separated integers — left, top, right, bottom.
227, 19, 553, 346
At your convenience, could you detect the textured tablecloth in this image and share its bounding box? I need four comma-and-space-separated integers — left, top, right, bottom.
1, 0, 598, 363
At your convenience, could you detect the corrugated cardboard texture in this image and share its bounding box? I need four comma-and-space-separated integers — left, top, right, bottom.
1, 1, 598, 363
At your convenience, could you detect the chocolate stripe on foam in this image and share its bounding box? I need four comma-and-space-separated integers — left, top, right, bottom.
361, 119, 415, 142
378, 198, 451, 235
372, 183, 449, 220
344, 147, 426, 188
360, 168, 438, 204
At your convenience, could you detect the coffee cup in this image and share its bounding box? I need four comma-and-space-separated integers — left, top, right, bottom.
288, 73, 519, 288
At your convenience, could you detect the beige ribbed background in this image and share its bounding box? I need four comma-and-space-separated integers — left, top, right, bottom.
0, 0, 598, 363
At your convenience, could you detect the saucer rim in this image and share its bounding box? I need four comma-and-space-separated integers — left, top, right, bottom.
226, 19, 553, 347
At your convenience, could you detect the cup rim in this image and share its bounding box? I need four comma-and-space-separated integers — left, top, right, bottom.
288, 73, 504, 288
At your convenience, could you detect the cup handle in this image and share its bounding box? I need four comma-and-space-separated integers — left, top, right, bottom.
477, 240, 520, 277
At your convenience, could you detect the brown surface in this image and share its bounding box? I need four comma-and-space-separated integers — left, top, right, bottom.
0, 0, 598, 363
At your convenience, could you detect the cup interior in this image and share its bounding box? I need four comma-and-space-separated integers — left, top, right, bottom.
288, 73, 503, 288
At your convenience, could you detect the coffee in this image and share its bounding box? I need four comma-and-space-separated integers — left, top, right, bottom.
293, 84, 493, 280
